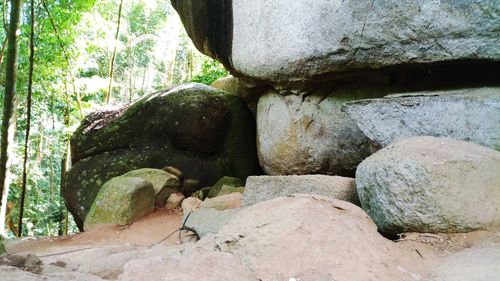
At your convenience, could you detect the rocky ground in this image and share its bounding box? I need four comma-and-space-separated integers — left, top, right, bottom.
1, 196, 499, 281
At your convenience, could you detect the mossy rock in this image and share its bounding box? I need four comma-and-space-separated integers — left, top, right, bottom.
218, 185, 245, 196
84, 176, 155, 230
208, 176, 244, 198
64, 83, 261, 230
123, 168, 180, 207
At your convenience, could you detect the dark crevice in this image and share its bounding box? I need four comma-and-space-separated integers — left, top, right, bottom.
207, 0, 233, 69
240, 60, 500, 94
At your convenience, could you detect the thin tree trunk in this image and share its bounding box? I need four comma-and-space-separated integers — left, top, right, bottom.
48, 95, 55, 201
105, 0, 124, 104
58, 84, 72, 236
0, 37, 7, 68
0, 0, 22, 223
141, 66, 147, 93
18, 0, 36, 237
0, 101, 16, 236
70, 77, 84, 119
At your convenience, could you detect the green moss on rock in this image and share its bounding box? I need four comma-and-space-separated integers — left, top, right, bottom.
64, 83, 261, 231
218, 185, 245, 196
84, 176, 155, 230
208, 176, 244, 198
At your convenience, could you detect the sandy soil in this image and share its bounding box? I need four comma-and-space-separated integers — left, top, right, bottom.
6, 208, 185, 256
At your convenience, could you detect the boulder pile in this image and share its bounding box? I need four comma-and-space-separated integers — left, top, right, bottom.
63, 83, 260, 230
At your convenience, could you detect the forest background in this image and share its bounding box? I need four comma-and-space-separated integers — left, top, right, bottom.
0, 0, 228, 238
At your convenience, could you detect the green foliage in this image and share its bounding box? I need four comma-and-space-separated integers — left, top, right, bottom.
0, 0, 229, 238
191, 57, 229, 85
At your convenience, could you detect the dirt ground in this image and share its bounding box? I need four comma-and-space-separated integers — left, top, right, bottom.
6, 208, 185, 256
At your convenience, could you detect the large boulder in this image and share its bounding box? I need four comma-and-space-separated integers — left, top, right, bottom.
172, 0, 500, 84
63, 83, 260, 230
244, 175, 358, 206
123, 168, 180, 207
203, 194, 424, 280
356, 136, 500, 235
344, 87, 500, 150
84, 176, 155, 230
257, 91, 378, 175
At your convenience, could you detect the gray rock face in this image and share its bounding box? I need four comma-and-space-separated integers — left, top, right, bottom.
244, 175, 358, 206
64, 83, 260, 230
356, 136, 500, 235
173, 0, 500, 84
184, 208, 239, 238
344, 87, 500, 150
257, 91, 377, 175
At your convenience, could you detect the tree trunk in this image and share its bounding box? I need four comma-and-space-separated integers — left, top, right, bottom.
0, 102, 16, 236
18, 0, 36, 237
0, 0, 22, 229
105, 0, 124, 104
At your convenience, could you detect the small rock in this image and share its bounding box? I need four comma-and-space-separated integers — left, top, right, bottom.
201, 193, 243, 210
165, 192, 185, 209
195, 187, 212, 200
50, 261, 67, 268
162, 166, 184, 181
207, 176, 243, 198
182, 179, 201, 196
182, 197, 202, 214
218, 185, 245, 196
123, 168, 180, 207
0, 253, 43, 274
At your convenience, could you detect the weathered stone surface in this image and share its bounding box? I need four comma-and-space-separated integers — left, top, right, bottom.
344, 87, 500, 150
257, 91, 378, 175
119, 248, 257, 281
0, 266, 105, 281
200, 193, 243, 211
184, 208, 239, 238
208, 176, 243, 198
0, 254, 43, 274
356, 137, 500, 235
181, 197, 202, 214
173, 0, 500, 84
123, 168, 180, 207
84, 177, 155, 230
165, 192, 185, 209
64, 83, 260, 230
244, 175, 358, 207
202, 194, 422, 280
